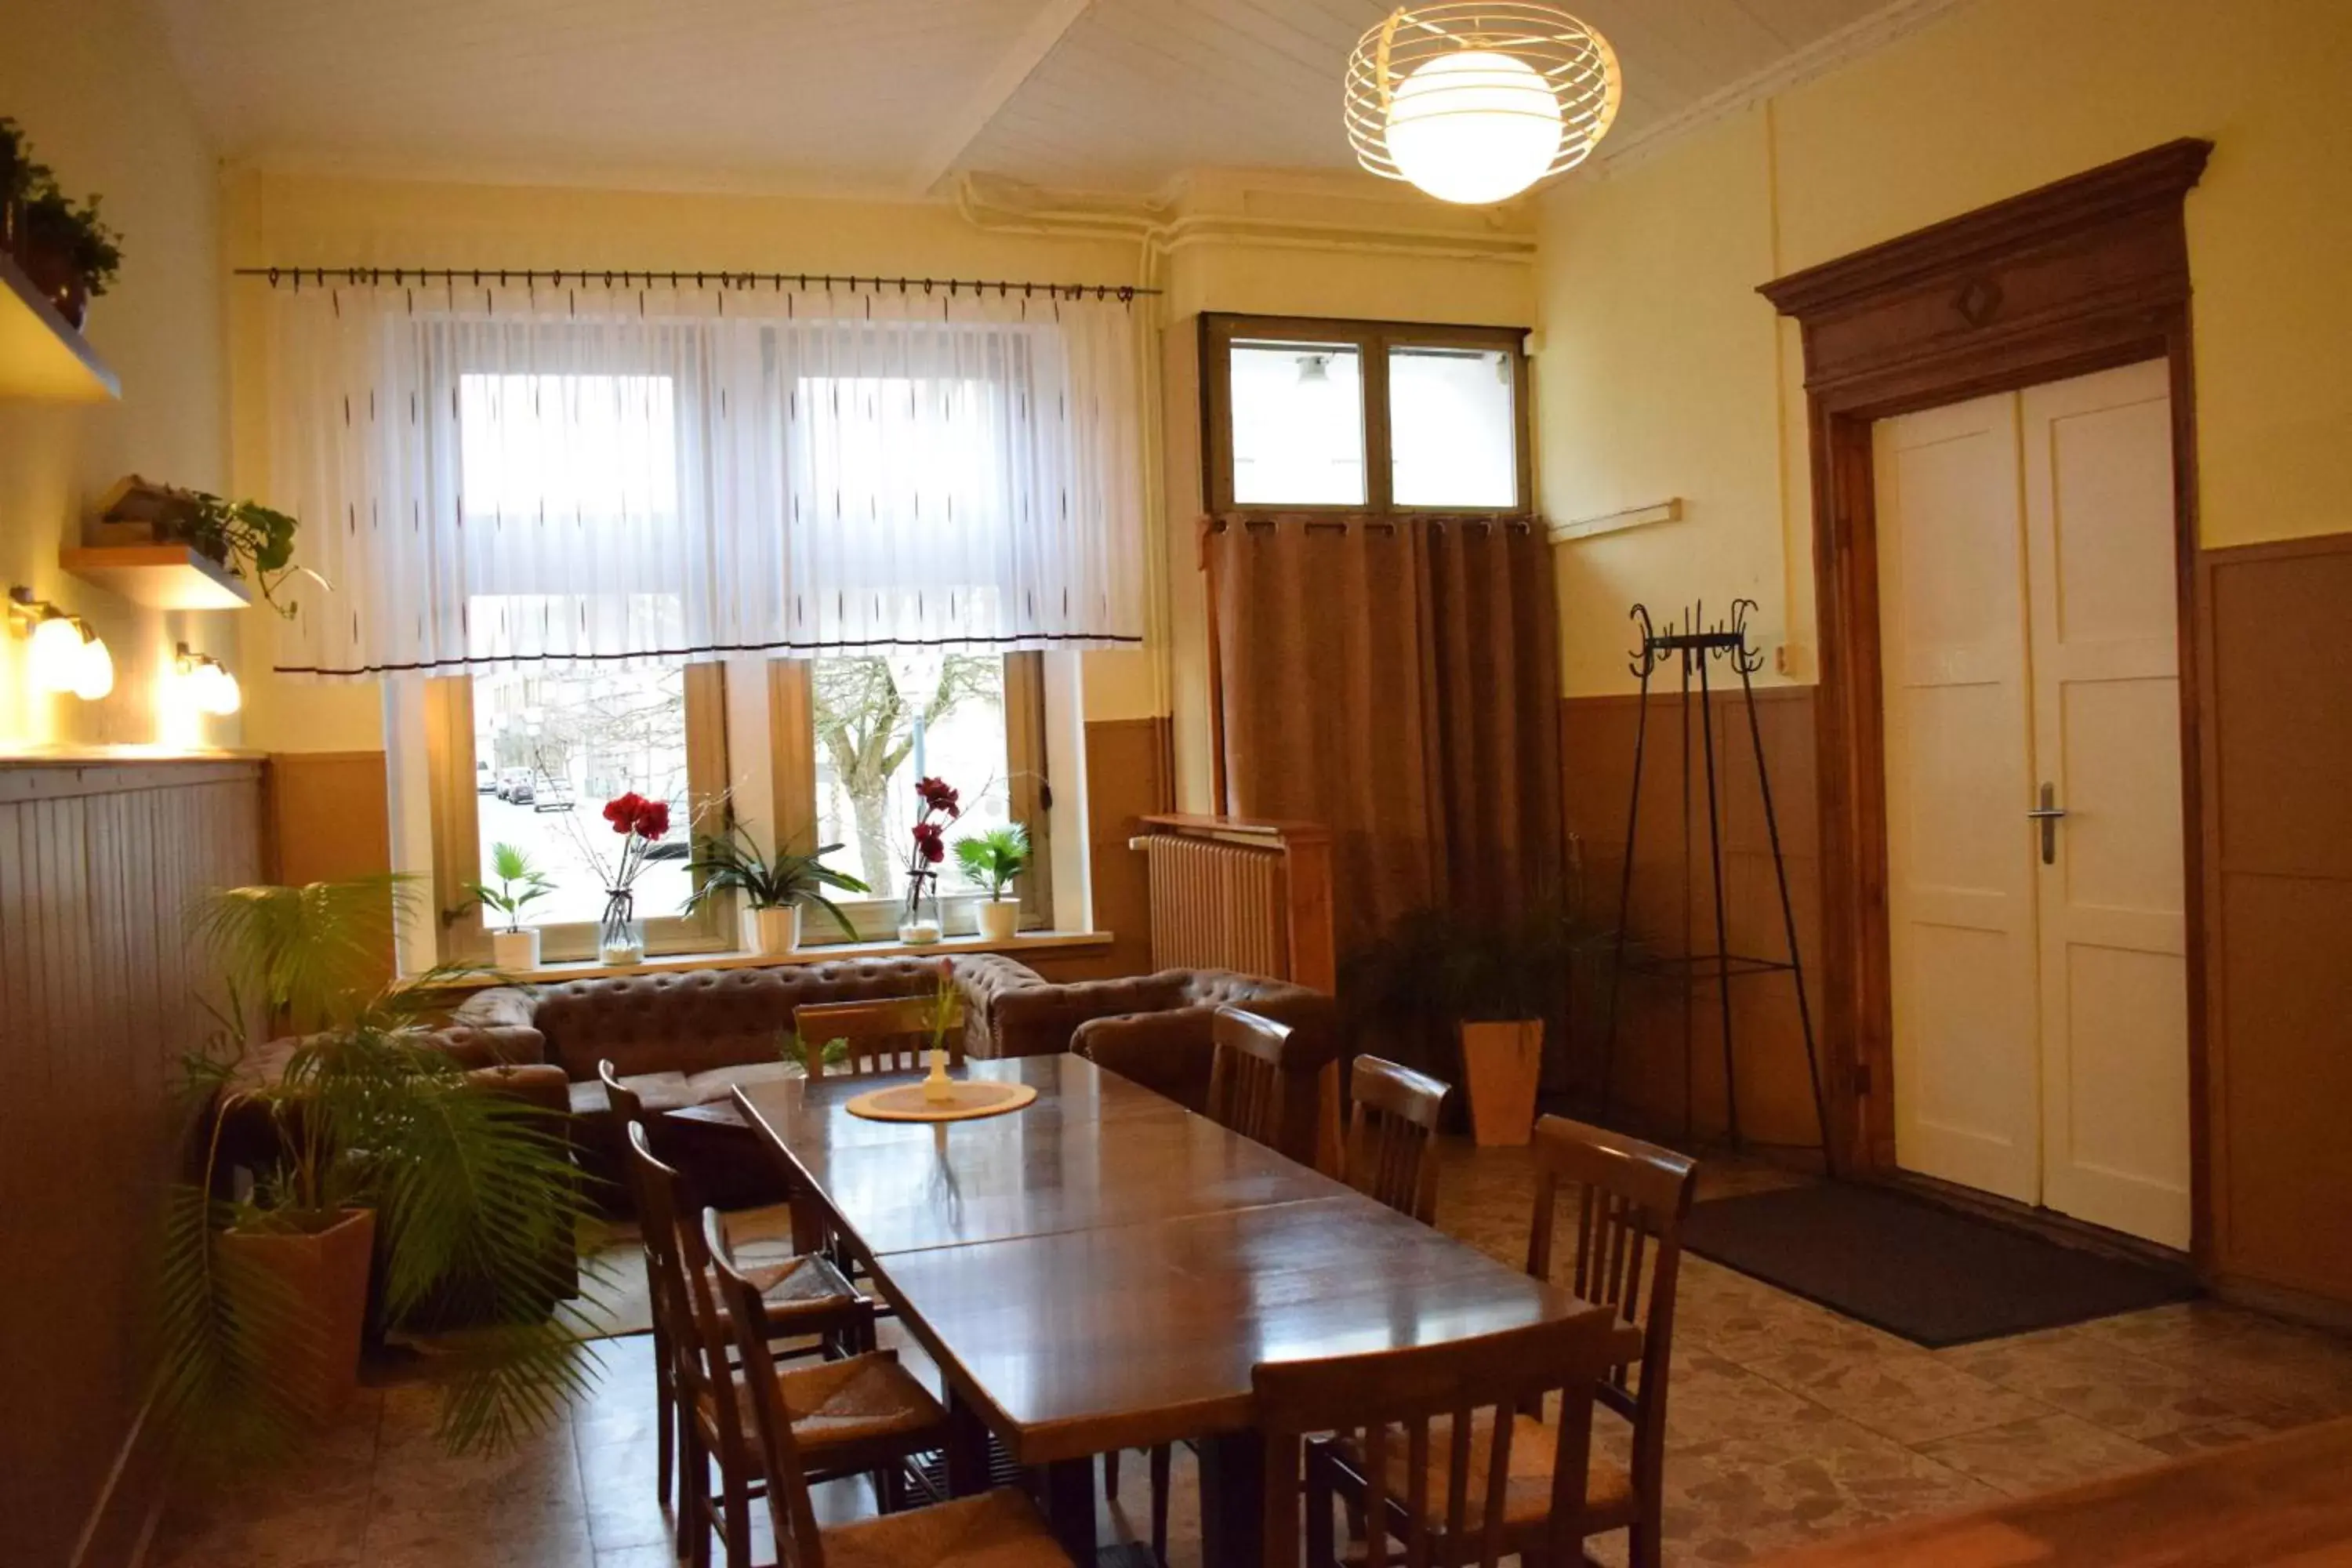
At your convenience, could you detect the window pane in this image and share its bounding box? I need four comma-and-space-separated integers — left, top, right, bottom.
459, 372, 678, 521
810, 654, 1013, 909
1388, 347, 1517, 508
1229, 341, 1365, 506
473, 663, 691, 927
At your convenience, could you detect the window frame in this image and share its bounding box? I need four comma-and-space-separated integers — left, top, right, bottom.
767, 651, 1056, 946
427, 660, 735, 965
1200, 313, 1533, 517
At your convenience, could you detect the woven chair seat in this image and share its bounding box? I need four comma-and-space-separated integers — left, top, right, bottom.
823, 1486, 1074, 1568
1331, 1411, 1636, 1539
739, 1250, 859, 1331
699, 1349, 942, 1454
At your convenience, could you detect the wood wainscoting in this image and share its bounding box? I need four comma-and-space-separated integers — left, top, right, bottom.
2197, 534, 2352, 1315
1560, 686, 1828, 1160
0, 757, 266, 1568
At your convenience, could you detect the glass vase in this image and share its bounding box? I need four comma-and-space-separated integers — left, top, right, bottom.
898, 874, 942, 945
599, 889, 645, 965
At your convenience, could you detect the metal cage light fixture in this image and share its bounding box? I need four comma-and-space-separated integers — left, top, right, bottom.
1345, 4, 1621, 205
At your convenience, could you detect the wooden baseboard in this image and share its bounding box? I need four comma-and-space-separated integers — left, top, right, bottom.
2209, 1272, 2352, 1338
1875, 1169, 2197, 1279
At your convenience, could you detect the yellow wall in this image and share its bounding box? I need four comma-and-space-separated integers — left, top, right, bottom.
0, 0, 236, 753
1537, 0, 2352, 695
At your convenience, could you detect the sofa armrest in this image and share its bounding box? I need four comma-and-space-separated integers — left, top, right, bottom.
440, 985, 546, 1071
982, 972, 1186, 1058
1073, 1006, 1218, 1112
463, 1061, 571, 1119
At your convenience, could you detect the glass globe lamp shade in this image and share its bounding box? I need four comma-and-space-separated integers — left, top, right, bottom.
71, 630, 114, 701
27, 613, 86, 693
201, 663, 242, 716
1385, 49, 1564, 205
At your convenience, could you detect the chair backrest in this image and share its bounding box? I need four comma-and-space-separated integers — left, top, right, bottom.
1344, 1055, 1450, 1224
793, 993, 964, 1078
624, 1121, 763, 1515
598, 1057, 650, 1197
706, 1207, 829, 1568
1207, 1006, 1322, 1163
1525, 1116, 1696, 1477
1254, 1308, 1618, 1568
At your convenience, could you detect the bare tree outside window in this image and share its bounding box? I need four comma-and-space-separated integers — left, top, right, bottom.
811, 654, 1004, 894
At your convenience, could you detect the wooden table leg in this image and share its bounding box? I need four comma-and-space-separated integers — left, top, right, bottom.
1197, 1429, 1265, 1566
1038, 1458, 1100, 1558
945, 1392, 990, 1498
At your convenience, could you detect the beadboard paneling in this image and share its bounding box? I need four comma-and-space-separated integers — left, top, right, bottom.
0, 759, 264, 1568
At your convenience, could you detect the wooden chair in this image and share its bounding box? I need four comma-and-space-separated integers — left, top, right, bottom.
1342, 1055, 1450, 1224
794, 992, 964, 1078
1206, 1005, 1324, 1167
628, 1122, 948, 1568
1523, 1115, 1697, 1568
1270, 1308, 1622, 1568
706, 1207, 1077, 1568
601, 1062, 872, 1541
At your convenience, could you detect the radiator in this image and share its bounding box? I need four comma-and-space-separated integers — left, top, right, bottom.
1127, 815, 1336, 989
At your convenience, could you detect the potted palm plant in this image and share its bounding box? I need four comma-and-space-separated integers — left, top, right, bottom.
16, 180, 120, 329
686, 821, 869, 955
953, 822, 1030, 943
465, 841, 554, 971
156, 877, 598, 1464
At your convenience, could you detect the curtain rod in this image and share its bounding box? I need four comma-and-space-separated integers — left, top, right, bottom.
233, 266, 1158, 300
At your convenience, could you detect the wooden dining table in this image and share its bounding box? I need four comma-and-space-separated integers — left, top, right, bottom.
735, 1052, 1607, 1562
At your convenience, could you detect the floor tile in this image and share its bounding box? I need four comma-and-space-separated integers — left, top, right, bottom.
1742, 1338, 2052, 1446
1940, 1327, 2283, 1440
1913, 1410, 2167, 1498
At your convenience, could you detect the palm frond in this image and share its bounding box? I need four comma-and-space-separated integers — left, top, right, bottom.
190, 876, 415, 1025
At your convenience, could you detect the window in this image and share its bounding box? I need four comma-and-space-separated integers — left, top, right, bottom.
777, 652, 1054, 943
1203, 314, 1530, 515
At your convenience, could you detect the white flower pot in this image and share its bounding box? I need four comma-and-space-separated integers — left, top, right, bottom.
976, 898, 1021, 944
489, 927, 541, 973
748, 904, 801, 956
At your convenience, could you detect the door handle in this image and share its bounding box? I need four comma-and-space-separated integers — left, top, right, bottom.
2026, 782, 2067, 865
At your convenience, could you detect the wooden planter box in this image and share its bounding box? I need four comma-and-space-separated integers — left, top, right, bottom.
1459, 1019, 1544, 1147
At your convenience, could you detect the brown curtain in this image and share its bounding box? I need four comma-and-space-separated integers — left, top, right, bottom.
1210, 514, 1563, 958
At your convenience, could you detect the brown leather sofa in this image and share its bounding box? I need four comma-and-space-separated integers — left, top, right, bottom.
1012, 967, 1340, 1116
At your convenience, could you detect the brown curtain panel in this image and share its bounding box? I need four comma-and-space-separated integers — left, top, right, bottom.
1210, 514, 1563, 958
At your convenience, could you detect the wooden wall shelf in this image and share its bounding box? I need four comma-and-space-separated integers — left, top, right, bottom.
0, 252, 118, 402
60, 545, 252, 610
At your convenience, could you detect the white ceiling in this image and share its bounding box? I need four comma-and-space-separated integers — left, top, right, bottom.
155, 0, 1932, 199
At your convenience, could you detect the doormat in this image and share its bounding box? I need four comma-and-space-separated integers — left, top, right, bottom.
1682, 1181, 2196, 1348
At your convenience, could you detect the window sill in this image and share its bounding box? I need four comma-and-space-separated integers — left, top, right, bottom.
428, 929, 1117, 990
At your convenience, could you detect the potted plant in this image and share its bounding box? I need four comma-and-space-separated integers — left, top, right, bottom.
16, 180, 119, 329
1343, 906, 1595, 1146
465, 841, 554, 971
89, 481, 321, 620
953, 822, 1030, 943
155, 877, 597, 1463
686, 822, 869, 955
0, 117, 49, 254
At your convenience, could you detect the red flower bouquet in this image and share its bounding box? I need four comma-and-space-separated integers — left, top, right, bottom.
901, 776, 960, 939
582, 790, 673, 961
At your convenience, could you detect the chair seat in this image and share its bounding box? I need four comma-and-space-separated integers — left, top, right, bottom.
741, 1250, 861, 1332
697, 1349, 943, 1454
1330, 1411, 1635, 1537
823, 1486, 1076, 1568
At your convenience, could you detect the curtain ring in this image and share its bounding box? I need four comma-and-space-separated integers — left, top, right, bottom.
267, 267, 281, 286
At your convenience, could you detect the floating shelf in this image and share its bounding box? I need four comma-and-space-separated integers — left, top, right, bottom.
0, 252, 118, 403
60, 545, 252, 610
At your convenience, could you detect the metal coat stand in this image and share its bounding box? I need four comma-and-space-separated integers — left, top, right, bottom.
1598, 599, 1835, 1174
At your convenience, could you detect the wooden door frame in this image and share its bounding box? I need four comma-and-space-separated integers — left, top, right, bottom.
1759, 139, 2216, 1262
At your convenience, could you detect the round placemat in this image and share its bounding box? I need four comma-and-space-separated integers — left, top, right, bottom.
843, 1079, 1040, 1123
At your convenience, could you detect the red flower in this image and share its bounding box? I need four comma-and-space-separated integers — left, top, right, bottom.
603, 791, 646, 834
914, 775, 960, 818
912, 820, 946, 863
632, 799, 671, 841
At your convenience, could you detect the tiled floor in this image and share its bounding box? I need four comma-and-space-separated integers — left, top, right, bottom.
152, 1142, 2352, 1568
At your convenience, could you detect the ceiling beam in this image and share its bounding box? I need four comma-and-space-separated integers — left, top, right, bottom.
905, 0, 1098, 196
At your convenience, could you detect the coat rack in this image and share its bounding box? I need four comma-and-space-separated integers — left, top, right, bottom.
1599, 598, 1835, 1174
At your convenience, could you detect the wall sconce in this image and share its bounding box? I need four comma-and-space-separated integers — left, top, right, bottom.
8, 586, 114, 700
174, 642, 242, 716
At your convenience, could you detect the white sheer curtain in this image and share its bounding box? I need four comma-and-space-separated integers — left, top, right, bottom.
263, 276, 1147, 678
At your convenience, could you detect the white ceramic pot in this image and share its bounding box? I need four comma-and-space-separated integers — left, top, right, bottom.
489, 927, 541, 974
976, 898, 1021, 944
748, 904, 801, 956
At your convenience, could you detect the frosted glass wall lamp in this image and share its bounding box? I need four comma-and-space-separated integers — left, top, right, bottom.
9, 586, 114, 700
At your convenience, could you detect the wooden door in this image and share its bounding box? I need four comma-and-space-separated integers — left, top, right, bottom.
1876, 361, 2189, 1247
1875, 393, 2043, 1205
2021, 361, 2190, 1249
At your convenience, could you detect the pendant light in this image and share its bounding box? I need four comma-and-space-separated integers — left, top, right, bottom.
1345, 4, 1621, 205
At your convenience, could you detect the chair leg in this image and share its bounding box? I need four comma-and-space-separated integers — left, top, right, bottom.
1630, 1519, 1663, 1568
1104, 1448, 1120, 1498
653, 1337, 676, 1521
723, 1461, 752, 1568
1148, 1442, 1171, 1565
683, 1426, 712, 1568
1304, 1451, 1335, 1568
874, 1456, 905, 1514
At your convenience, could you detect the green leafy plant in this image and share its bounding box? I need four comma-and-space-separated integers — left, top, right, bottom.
777, 1027, 850, 1071
953, 822, 1029, 900
152, 877, 601, 1469
684, 821, 869, 937
0, 117, 52, 205
21, 183, 122, 296
176, 492, 320, 619
463, 842, 554, 933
